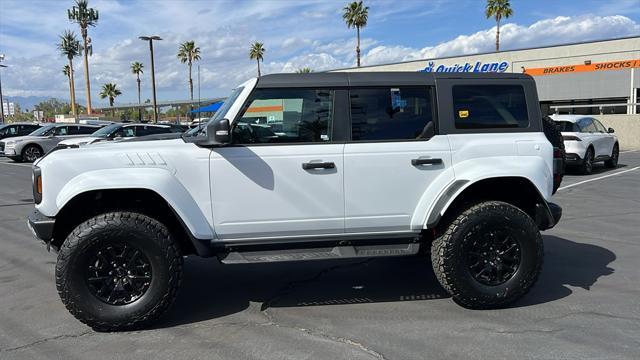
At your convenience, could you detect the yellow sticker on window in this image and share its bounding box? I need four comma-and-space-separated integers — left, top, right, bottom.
458, 110, 469, 118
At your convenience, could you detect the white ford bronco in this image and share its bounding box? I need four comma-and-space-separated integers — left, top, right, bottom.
27, 72, 562, 331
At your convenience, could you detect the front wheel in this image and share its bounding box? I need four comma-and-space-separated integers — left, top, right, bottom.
21, 144, 43, 162
56, 212, 183, 331
604, 143, 619, 168
431, 201, 543, 309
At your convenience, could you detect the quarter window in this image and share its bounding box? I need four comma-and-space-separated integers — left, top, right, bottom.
234, 88, 334, 144
453, 85, 529, 129
349, 87, 434, 141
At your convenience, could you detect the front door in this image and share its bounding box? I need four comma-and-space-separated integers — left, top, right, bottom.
343, 86, 453, 233
210, 87, 345, 240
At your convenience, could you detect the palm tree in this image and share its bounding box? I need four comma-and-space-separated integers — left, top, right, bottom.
249, 42, 265, 77
343, 1, 369, 67
68, 0, 99, 114
485, 0, 513, 52
62, 65, 74, 114
130, 61, 144, 121
295, 67, 313, 73
57, 30, 81, 119
177, 41, 201, 103
99, 83, 121, 117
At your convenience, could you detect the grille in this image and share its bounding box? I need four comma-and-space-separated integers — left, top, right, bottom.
0, 142, 4, 153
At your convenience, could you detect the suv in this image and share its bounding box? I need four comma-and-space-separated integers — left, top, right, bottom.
27, 72, 561, 331
1, 123, 103, 162
551, 115, 619, 174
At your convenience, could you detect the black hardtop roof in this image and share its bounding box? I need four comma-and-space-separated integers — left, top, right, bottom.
256, 71, 533, 88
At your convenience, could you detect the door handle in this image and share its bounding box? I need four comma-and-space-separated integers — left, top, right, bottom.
302, 162, 335, 170
411, 158, 443, 166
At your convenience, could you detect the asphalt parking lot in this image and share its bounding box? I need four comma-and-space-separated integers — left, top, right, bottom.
0, 152, 638, 360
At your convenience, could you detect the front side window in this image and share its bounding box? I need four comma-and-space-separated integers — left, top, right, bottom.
453, 85, 529, 129
593, 119, 607, 133
233, 88, 334, 144
113, 126, 136, 138
54, 126, 68, 136
350, 87, 434, 141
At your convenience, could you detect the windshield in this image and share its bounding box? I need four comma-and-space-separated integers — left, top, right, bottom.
91, 123, 122, 137
208, 87, 243, 124
28, 124, 56, 136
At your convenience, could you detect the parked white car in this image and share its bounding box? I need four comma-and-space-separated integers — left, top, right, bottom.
551, 115, 619, 174
57, 123, 184, 147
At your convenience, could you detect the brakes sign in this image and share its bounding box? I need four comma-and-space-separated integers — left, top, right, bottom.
524, 59, 640, 76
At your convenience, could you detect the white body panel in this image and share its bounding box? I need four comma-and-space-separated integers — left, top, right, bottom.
344, 136, 453, 233
210, 144, 345, 240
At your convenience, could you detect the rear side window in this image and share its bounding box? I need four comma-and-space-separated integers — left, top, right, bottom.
577, 118, 596, 132
453, 85, 529, 129
555, 121, 579, 132
145, 126, 172, 135
70, 126, 98, 135
349, 87, 434, 141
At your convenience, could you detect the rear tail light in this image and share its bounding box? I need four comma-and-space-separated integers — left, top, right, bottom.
562, 135, 581, 141
553, 148, 563, 158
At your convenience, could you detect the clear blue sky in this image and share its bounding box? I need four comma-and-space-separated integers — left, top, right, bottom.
0, 0, 638, 104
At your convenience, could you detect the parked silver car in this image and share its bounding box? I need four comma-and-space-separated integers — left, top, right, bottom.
0, 123, 103, 162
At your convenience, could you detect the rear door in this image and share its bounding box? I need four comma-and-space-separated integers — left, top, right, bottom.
343, 86, 452, 233
592, 118, 615, 157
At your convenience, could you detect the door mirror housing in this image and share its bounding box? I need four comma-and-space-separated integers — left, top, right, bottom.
607, 127, 615, 134
197, 119, 231, 146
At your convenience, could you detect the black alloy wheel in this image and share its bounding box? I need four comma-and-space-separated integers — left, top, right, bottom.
22, 145, 43, 162
582, 148, 594, 175
86, 243, 152, 305
466, 225, 521, 286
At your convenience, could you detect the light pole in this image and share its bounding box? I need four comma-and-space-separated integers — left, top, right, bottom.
139, 36, 161, 123
0, 54, 7, 124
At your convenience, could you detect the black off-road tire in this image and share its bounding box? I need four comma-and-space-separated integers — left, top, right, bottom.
580, 147, 594, 175
604, 143, 619, 168
542, 116, 565, 194
431, 201, 544, 309
56, 212, 183, 332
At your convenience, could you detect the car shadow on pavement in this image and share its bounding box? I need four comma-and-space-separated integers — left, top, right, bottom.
154, 235, 615, 328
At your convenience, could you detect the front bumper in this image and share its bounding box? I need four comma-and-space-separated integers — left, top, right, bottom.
536, 201, 562, 230
27, 209, 55, 244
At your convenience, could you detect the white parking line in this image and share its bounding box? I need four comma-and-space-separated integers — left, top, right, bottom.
620, 150, 639, 154
559, 166, 640, 191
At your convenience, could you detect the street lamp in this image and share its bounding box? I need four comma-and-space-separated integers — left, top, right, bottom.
139, 36, 161, 123
0, 54, 7, 125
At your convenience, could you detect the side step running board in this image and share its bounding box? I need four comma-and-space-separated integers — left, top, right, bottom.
219, 243, 421, 264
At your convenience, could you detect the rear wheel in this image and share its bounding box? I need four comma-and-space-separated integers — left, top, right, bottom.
580, 147, 594, 175
431, 201, 543, 309
21, 144, 43, 162
604, 143, 619, 168
56, 212, 183, 331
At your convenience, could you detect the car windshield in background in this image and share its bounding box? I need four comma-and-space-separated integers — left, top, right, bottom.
28, 124, 56, 136
555, 121, 578, 132
91, 123, 122, 137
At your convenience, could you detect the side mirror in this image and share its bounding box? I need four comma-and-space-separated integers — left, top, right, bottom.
198, 119, 230, 146
607, 127, 615, 134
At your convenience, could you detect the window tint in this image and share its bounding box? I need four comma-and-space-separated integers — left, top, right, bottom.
54, 126, 69, 136
145, 126, 172, 135
5, 126, 17, 135
79, 126, 99, 135
593, 119, 607, 133
113, 126, 136, 137
555, 121, 579, 132
453, 85, 529, 129
578, 118, 596, 132
349, 87, 434, 141
234, 88, 333, 144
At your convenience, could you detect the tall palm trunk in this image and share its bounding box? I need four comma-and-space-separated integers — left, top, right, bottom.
356, 26, 361, 67
69, 58, 77, 118
67, 75, 73, 116
82, 30, 92, 114
188, 61, 193, 100
109, 98, 114, 117
495, 18, 501, 52
136, 75, 141, 121
257, 59, 261, 77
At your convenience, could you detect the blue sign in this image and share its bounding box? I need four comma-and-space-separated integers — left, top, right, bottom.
420, 60, 509, 73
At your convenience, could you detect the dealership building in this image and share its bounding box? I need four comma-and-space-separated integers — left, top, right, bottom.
336, 36, 639, 115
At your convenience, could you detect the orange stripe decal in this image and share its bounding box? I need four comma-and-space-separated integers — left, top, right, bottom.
524, 59, 640, 76
246, 105, 283, 113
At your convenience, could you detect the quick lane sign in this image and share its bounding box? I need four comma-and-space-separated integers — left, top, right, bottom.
420, 60, 509, 73
524, 59, 640, 76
